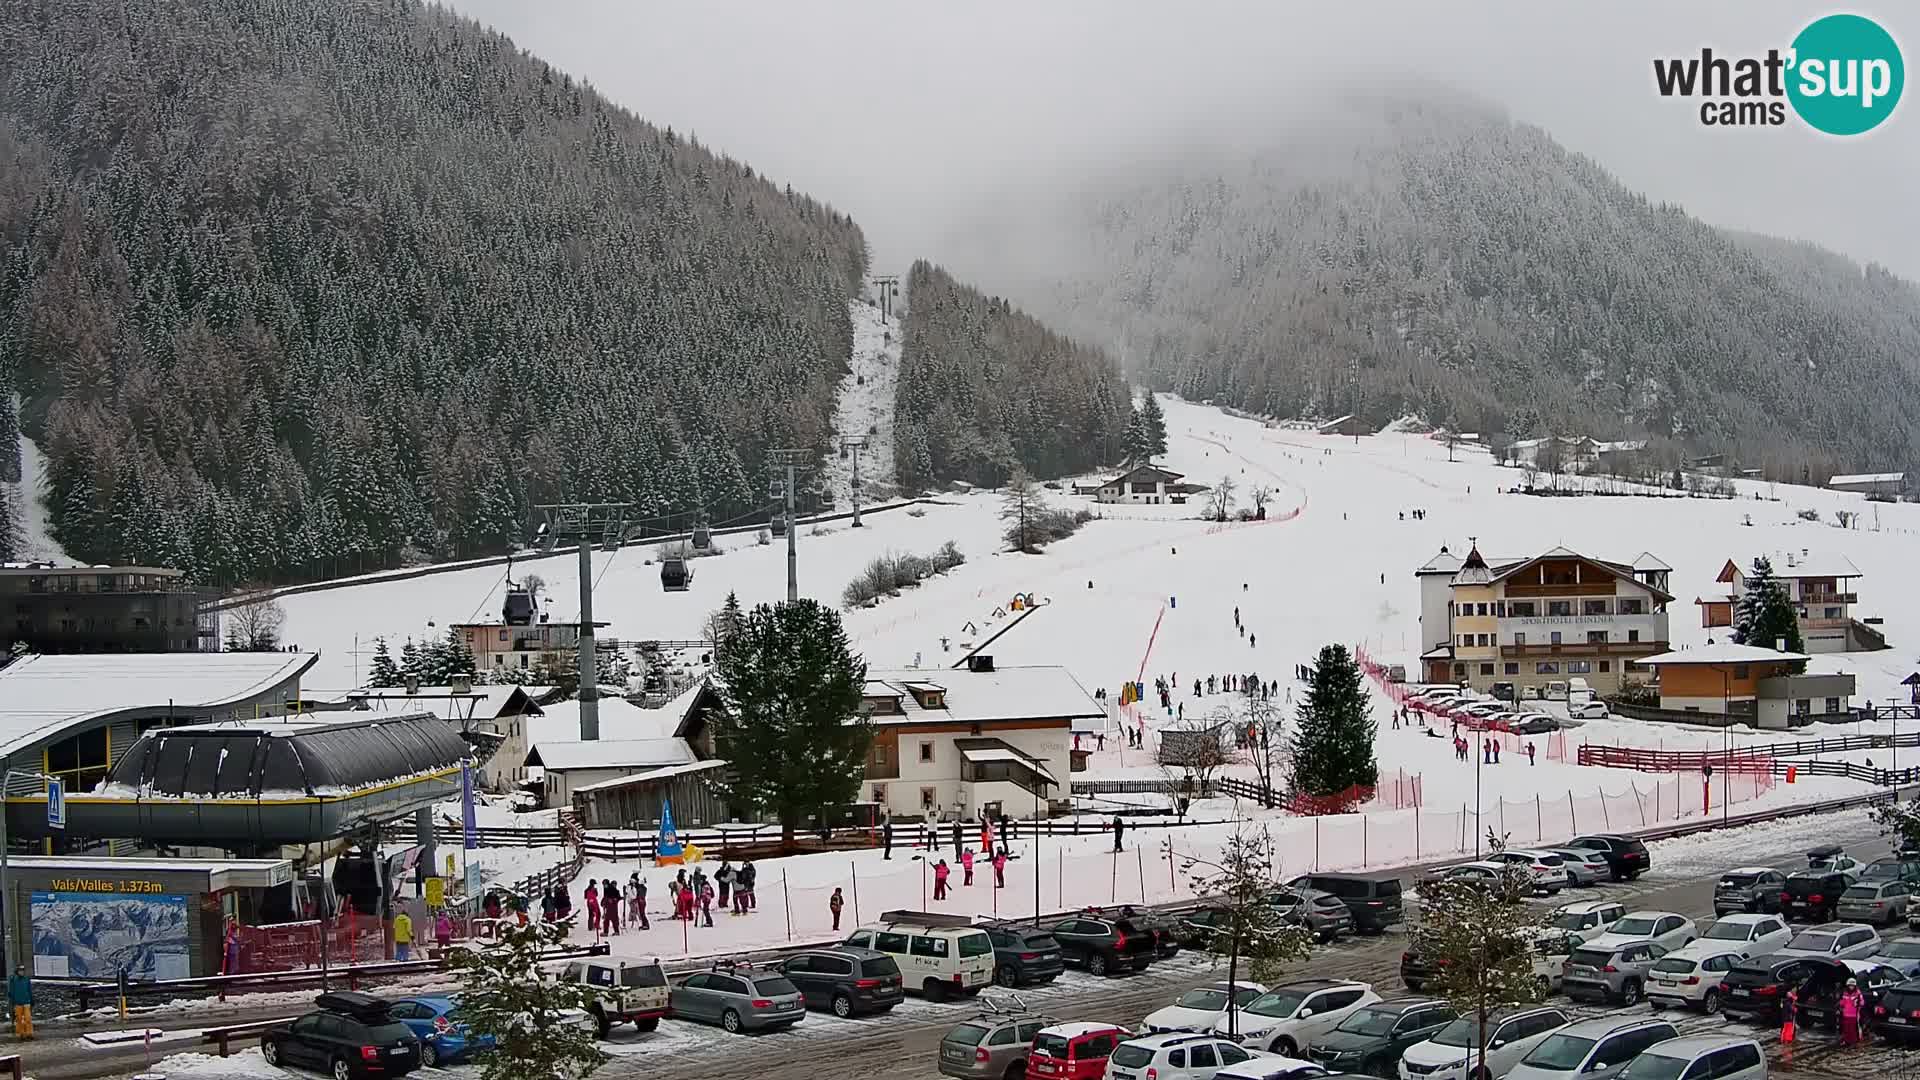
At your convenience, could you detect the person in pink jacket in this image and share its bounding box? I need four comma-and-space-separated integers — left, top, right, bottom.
1840, 978, 1866, 1046
961, 848, 975, 886
932, 859, 951, 900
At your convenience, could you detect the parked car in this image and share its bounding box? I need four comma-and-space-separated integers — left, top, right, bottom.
980, 922, 1066, 988
1645, 947, 1744, 1013
1808, 843, 1865, 875
1106, 1032, 1266, 1080
846, 913, 997, 999
261, 992, 421, 1080
1780, 867, 1857, 922
1505, 1017, 1677, 1080
1049, 913, 1157, 976
1561, 939, 1668, 1006
1146, 981, 1269, 1035
778, 946, 904, 1017
1582, 911, 1695, 953
1718, 955, 1864, 1024
555, 956, 672, 1037
1862, 855, 1920, 885
1399, 942, 1438, 992
1489, 850, 1570, 894
1863, 938, 1920, 978
1179, 908, 1236, 950
937, 1007, 1058, 1080
1800, 960, 1904, 1030
1303, 998, 1456, 1077
1772, 922, 1882, 961
1547, 848, 1611, 887
1872, 978, 1920, 1045
1026, 1022, 1129, 1080
1713, 867, 1788, 915
1567, 700, 1609, 720
1838, 881, 1913, 926
1693, 913, 1792, 957
387, 996, 492, 1068
1615, 1036, 1766, 1080
1560, 834, 1650, 881
1513, 714, 1561, 734
1266, 888, 1356, 942
1287, 874, 1406, 933
1219, 979, 1380, 1057
1423, 862, 1510, 890
1216, 1059, 1345, 1080
1545, 901, 1626, 945
1396, 1005, 1570, 1080
668, 962, 805, 1034
1088, 905, 1183, 960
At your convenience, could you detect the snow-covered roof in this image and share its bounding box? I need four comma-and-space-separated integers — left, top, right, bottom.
1631, 553, 1673, 572
1637, 644, 1811, 666
572, 759, 727, 794
315, 684, 543, 721
0, 651, 318, 759
1595, 439, 1648, 453
1828, 472, 1905, 486
1101, 464, 1185, 485
1775, 553, 1863, 579
861, 666, 1102, 726
525, 690, 698, 748
525, 737, 696, 772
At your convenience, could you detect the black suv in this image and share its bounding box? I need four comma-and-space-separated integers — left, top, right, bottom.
1562, 834, 1650, 881
262, 992, 421, 1079
1780, 869, 1855, 921
1399, 942, 1439, 992
1288, 873, 1405, 933
1049, 913, 1157, 976
1305, 998, 1458, 1076
1087, 905, 1182, 959
1878, 980, 1920, 1045
979, 922, 1066, 987
778, 947, 905, 1017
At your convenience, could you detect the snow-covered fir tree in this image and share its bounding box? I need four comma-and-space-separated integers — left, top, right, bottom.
367, 637, 402, 688
1289, 644, 1377, 802
1731, 557, 1804, 655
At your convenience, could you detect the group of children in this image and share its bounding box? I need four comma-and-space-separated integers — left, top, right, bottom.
930, 846, 1009, 899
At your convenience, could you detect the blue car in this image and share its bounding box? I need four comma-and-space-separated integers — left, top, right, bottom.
389, 996, 495, 1067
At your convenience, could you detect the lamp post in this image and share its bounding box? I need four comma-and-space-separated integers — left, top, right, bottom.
1721, 666, 1731, 826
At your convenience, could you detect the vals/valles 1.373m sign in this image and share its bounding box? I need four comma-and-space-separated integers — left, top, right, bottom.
1654, 13, 1904, 134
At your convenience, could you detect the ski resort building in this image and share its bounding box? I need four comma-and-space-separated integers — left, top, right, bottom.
451, 617, 608, 675
1631, 644, 1854, 730
1826, 471, 1906, 498
852, 658, 1099, 821
0, 563, 217, 653
1696, 552, 1887, 653
1416, 544, 1672, 695
1094, 464, 1188, 505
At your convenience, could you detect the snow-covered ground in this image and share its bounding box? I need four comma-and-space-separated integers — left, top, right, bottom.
823, 290, 901, 505
5, 402, 71, 563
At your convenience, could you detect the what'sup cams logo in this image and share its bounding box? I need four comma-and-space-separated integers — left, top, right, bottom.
1654, 12, 1904, 134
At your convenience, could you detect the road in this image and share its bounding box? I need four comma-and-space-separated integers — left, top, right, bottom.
34, 804, 1908, 1079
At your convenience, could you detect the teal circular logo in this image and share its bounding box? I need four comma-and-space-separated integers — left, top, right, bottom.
1787, 13, 1904, 135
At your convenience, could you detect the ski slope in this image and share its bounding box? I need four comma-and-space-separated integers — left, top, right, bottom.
4, 403, 73, 564
823, 290, 900, 505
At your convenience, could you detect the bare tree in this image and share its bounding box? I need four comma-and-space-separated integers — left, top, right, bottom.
1208, 474, 1238, 521
1235, 689, 1289, 808
1248, 484, 1274, 519
1001, 467, 1042, 553
1158, 710, 1233, 803
224, 597, 286, 652
520, 573, 546, 601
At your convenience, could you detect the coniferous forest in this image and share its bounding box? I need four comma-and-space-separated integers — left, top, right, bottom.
0, 0, 868, 583
894, 261, 1130, 490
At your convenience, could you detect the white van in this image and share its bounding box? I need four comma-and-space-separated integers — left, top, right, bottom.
1568, 677, 1592, 699
843, 910, 995, 1001
1544, 680, 1570, 701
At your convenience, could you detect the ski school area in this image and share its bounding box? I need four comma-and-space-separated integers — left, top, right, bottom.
261, 393, 1920, 964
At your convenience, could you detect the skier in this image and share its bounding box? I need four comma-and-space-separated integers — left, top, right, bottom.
1527, 742, 1537, 766
961, 848, 975, 885
933, 859, 951, 900
601, 884, 621, 936
635, 878, 650, 929
1234, 606, 1240, 624
882, 816, 894, 860
1249, 632, 1256, 648
584, 881, 600, 933
992, 849, 1008, 888
715, 861, 734, 908
1112, 814, 1126, 852
1096, 732, 1106, 751
699, 881, 715, 927
739, 860, 758, 911
1840, 978, 1866, 1046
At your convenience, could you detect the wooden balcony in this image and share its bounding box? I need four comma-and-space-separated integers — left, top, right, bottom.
1798, 592, 1857, 605
1500, 640, 1669, 658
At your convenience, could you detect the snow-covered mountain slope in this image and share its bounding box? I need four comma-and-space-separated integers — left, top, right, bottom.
824, 290, 900, 506
5, 416, 73, 564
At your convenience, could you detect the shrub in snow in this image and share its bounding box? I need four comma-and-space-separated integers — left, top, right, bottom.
842, 541, 966, 608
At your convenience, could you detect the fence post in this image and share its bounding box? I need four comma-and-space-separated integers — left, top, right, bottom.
1536, 794, 1543, 841
1460, 804, 1467, 852
1136, 849, 1146, 902
1362, 817, 1368, 868
1499, 799, 1506, 839
1314, 817, 1322, 871
1415, 805, 1422, 857
1111, 850, 1119, 902
1568, 791, 1577, 834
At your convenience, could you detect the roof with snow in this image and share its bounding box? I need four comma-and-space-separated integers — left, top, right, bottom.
1717, 554, 1863, 582
1630, 552, 1673, 572
0, 651, 318, 759
1828, 472, 1905, 486
571, 759, 728, 794
1315, 414, 1355, 432
1636, 644, 1811, 666
524, 737, 697, 772
860, 666, 1102, 726
1100, 464, 1185, 485
527, 686, 707, 748
311, 684, 545, 721
103, 711, 467, 798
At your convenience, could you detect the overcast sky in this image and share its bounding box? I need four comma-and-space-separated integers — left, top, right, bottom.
447, 1, 1919, 280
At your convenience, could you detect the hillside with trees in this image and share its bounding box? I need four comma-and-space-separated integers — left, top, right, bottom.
894, 261, 1130, 490
0, 0, 869, 585
1005, 92, 1920, 481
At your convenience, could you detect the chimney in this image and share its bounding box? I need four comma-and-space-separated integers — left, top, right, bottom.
967, 654, 995, 673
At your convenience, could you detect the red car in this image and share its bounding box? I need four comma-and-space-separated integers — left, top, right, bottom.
1027, 1022, 1129, 1080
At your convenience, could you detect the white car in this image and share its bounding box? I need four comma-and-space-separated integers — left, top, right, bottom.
1645, 947, 1743, 1012
1491, 850, 1570, 894
1106, 1032, 1267, 1080
1582, 911, 1696, 953
1772, 921, 1882, 960
1145, 981, 1269, 1034
1568, 700, 1609, 720
1548, 849, 1612, 887
1218, 979, 1379, 1057
1399, 1005, 1571, 1080
1545, 901, 1627, 946
1213, 1057, 1331, 1080
1690, 914, 1792, 958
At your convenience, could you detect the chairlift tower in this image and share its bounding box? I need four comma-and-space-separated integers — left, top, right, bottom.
874, 275, 901, 322
838, 435, 870, 528
769, 449, 814, 603
531, 502, 636, 741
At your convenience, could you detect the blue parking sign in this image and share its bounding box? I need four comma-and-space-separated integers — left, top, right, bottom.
46, 778, 64, 830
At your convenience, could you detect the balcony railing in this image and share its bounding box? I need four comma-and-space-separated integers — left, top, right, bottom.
1797, 592, 1857, 604
1500, 640, 1669, 658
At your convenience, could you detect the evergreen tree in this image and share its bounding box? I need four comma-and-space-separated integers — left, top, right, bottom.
1731, 557, 1805, 658
446, 916, 607, 1080
1122, 409, 1155, 465
443, 628, 478, 683
1140, 393, 1168, 457
710, 599, 869, 845
1289, 644, 1378, 800
399, 637, 422, 683
367, 637, 402, 688
704, 590, 746, 662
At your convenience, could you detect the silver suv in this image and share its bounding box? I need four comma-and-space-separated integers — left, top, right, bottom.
668, 962, 805, 1034
937, 1005, 1057, 1080
1562, 939, 1667, 1005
